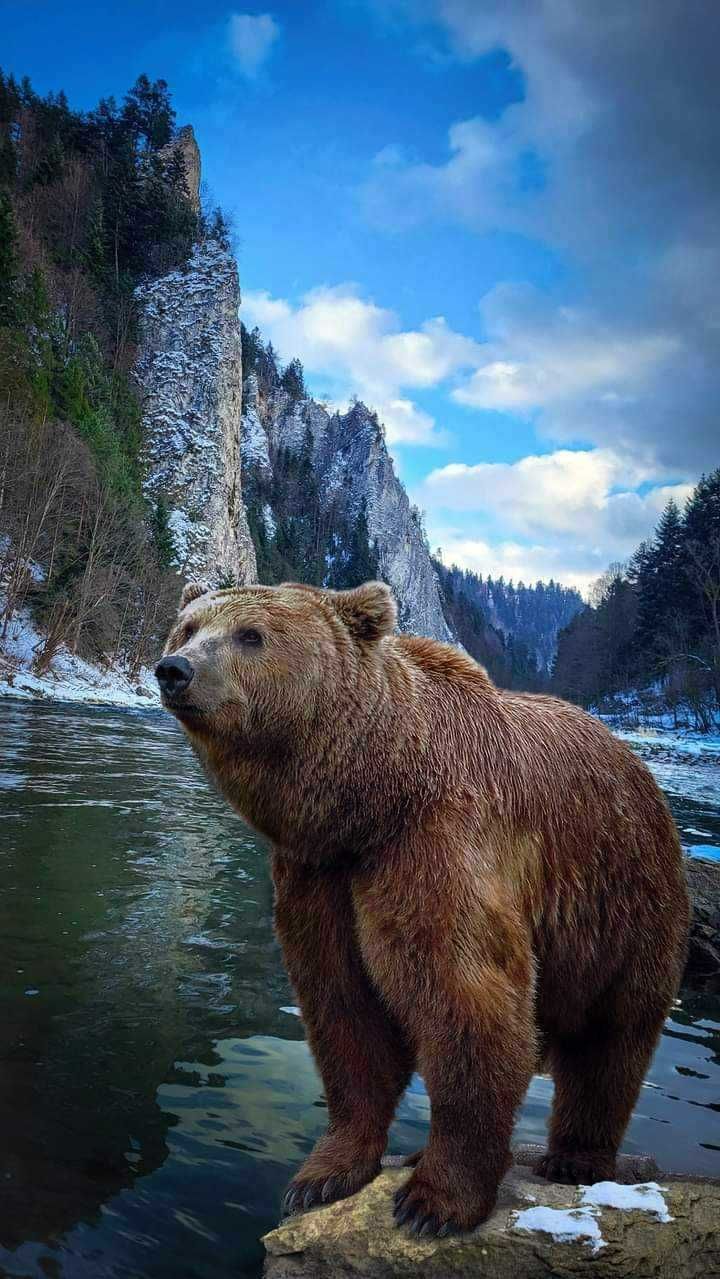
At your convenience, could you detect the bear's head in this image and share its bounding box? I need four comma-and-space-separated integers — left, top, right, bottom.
155, 579, 401, 851
155, 579, 397, 752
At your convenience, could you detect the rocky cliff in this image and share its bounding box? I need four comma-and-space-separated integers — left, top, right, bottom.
134, 211, 452, 637
134, 239, 257, 586
241, 375, 454, 641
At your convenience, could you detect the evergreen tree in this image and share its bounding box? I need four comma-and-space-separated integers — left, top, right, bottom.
257, 340, 280, 391
241, 324, 263, 377
331, 499, 379, 589
152, 495, 176, 569
121, 75, 175, 150
206, 207, 231, 249
635, 499, 688, 665
0, 191, 18, 324
281, 357, 306, 400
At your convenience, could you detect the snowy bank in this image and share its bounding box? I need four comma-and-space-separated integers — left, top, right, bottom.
0, 607, 159, 710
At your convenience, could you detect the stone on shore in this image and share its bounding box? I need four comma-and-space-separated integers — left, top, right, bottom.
263, 1152, 720, 1279
684, 855, 720, 993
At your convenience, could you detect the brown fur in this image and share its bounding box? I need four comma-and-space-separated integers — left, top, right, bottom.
158, 580, 690, 1235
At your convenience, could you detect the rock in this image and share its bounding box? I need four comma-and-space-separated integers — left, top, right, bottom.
241, 383, 453, 643
158, 124, 201, 211
263, 1160, 720, 1279
134, 239, 257, 587
684, 856, 720, 993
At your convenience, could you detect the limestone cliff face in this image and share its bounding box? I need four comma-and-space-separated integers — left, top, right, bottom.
134, 130, 452, 636
241, 377, 454, 642
134, 239, 257, 585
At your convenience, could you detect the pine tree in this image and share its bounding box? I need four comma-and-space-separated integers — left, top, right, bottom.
257, 340, 280, 391
0, 191, 18, 324
121, 75, 175, 151
152, 495, 176, 569
206, 207, 231, 249
682, 468, 720, 667
635, 499, 688, 666
241, 324, 263, 376
281, 357, 306, 400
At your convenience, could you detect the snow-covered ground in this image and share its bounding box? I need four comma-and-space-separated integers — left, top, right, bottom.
0, 606, 159, 709
608, 723, 720, 862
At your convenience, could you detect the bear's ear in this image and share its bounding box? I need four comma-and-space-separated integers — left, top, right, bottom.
330, 581, 397, 642
179, 580, 211, 611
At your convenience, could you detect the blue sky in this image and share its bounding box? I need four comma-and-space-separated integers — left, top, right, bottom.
5, 1, 719, 591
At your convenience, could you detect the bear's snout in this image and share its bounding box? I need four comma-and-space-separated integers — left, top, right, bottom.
155, 654, 194, 699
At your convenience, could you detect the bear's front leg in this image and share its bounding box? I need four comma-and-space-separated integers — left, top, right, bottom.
353, 830, 536, 1237
273, 856, 415, 1215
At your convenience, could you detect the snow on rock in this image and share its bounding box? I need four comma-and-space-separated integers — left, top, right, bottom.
511, 1203, 606, 1253
581, 1181, 674, 1223
135, 239, 257, 585
243, 387, 454, 643
240, 374, 272, 475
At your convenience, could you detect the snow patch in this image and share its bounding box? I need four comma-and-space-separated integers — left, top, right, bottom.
580, 1181, 674, 1222
511, 1204, 605, 1253
261, 503, 276, 538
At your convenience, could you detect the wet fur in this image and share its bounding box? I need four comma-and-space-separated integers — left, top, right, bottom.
160, 581, 690, 1235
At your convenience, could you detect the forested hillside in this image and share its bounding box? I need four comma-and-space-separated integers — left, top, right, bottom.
552, 471, 720, 729
0, 71, 448, 688
0, 70, 209, 676
239, 325, 380, 590
434, 561, 582, 691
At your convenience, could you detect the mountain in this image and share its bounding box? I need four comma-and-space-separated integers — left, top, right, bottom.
433, 561, 583, 691
0, 70, 576, 700
238, 352, 453, 641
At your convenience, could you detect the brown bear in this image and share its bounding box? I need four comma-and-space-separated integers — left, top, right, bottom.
155, 578, 689, 1238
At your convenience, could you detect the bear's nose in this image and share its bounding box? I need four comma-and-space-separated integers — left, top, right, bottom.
155, 654, 194, 698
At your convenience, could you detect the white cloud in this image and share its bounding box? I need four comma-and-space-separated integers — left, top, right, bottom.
228, 12, 280, 78
359, 2, 720, 474
363, 116, 517, 231
452, 284, 679, 418
430, 533, 602, 596
419, 447, 693, 592
422, 447, 692, 537
242, 285, 481, 444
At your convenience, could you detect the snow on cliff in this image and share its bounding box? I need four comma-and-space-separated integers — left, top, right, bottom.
241, 379, 454, 642
134, 239, 257, 586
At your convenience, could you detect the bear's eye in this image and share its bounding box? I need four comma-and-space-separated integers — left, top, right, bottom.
181, 622, 198, 644
235, 628, 263, 648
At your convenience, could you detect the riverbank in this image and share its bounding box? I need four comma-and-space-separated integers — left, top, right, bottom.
0, 607, 159, 708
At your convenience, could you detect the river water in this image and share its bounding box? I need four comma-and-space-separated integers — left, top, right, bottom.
0, 699, 718, 1278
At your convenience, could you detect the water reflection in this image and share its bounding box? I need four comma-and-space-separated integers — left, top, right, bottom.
0, 699, 717, 1279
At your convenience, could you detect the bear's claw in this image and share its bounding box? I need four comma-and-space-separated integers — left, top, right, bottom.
392, 1165, 492, 1237
283, 1164, 380, 1218
392, 1179, 459, 1238
533, 1150, 616, 1185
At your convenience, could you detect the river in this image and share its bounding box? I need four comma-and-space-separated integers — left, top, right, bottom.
0, 699, 718, 1278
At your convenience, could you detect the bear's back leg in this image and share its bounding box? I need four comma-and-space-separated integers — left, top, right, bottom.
535, 942, 683, 1184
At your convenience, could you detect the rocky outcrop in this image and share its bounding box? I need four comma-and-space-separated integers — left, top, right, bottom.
134, 239, 257, 586
684, 856, 720, 993
158, 124, 201, 211
263, 1155, 720, 1279
241, 380, 453, 642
